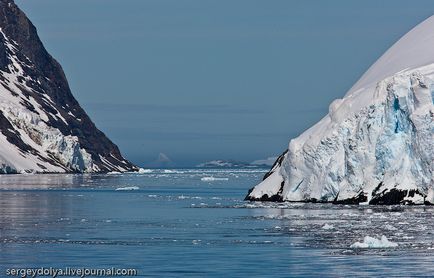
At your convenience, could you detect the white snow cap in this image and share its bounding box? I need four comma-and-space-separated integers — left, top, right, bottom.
347, 14, 434, 97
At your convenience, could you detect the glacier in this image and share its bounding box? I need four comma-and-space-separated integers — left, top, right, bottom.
246, 14, 434, 205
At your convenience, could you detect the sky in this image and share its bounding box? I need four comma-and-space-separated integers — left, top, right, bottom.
14, 0, 434, 167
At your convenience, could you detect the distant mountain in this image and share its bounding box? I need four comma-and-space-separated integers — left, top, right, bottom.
0, 0, 137, 173
145, 153, 174, 168
246, 15, 433, 205
250, 157, 278, 167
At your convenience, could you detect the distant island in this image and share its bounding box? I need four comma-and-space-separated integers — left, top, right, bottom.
196, 158, 276, 168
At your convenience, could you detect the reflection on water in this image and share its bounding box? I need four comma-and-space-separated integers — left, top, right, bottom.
0, 174, 91, 190
0, 170, 434, 277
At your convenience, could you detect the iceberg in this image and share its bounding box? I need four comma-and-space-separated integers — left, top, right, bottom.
246, 14, 434, 205
350, 236, 398, 249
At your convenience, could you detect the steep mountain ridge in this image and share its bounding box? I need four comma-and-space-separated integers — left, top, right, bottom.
0, 0, 137, 173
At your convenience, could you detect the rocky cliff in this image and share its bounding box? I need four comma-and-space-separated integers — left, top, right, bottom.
0, 0, 137, 173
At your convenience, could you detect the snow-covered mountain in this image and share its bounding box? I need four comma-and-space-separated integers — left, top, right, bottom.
246, 15, 434, 205
250, 156, 278, 167
0, 0, 137, 173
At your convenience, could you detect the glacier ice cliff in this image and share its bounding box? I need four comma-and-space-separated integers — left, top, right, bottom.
246, 15, 434, 205
0, 0, 137, 173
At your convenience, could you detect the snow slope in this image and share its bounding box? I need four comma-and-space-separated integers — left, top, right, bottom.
246, 14, 434, 205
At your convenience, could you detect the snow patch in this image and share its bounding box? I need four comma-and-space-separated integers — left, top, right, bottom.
248, 169, 284, 200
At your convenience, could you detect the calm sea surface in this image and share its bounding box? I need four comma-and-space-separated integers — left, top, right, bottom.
1, 169, 434, 277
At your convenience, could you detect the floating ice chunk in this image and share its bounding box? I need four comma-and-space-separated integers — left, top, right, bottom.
201, 176, 229, 182
322, 224, 334, 230
115, 186, 139, 191
384, 224, 398, 231
163, 169, 177, 173
138, 168, 152, 174
158, 169, 185, 174
350, 235, 398, 248
107, 171, 122, 175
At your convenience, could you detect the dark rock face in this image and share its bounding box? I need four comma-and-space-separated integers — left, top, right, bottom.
0, 0, 137, 172
262, 150, 288, 181
333, 191, 368, 205
368, 183, 426, 205
246, 178, 428, 205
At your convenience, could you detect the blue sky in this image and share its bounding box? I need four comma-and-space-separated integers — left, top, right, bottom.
15, 0, 434, 166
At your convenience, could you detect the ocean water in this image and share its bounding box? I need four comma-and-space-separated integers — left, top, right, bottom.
1, 169, 434, 277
